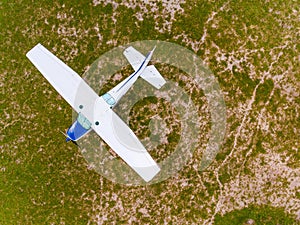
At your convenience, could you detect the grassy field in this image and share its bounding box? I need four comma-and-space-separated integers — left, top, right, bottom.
1, 0, 299, 224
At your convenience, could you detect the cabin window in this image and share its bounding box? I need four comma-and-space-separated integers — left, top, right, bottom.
102, 93, 116, 106
77, 113, 92, 130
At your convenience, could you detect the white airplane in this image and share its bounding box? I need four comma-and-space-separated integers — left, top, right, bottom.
26, 44, 166, 182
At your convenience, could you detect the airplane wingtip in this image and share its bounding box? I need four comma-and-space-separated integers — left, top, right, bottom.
133, 165, 160, 182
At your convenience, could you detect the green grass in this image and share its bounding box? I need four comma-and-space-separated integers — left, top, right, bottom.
1, 0, 299, 224
215, 205, 298, 225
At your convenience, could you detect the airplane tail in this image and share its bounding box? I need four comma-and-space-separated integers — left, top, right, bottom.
140, 65, 166, 89
123, 46, 166, 89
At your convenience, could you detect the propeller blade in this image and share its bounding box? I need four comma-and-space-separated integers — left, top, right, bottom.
59, 130, 81, 148
60, 130, 72, 142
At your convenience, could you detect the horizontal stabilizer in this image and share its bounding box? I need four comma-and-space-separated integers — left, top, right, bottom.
140, 65, 166, 89
123, 46, 145, 71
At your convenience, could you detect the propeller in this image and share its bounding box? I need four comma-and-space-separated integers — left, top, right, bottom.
60, 130, 80, 148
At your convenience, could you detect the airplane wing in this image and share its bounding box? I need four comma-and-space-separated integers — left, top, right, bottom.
123, 46, 145, 71
26, 43, 99, 116
27, 43, 160, 182
92, 101, 160, 182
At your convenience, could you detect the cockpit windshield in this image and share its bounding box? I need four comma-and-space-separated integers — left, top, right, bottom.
102, 93, 116, 106
77, 113, 92, 130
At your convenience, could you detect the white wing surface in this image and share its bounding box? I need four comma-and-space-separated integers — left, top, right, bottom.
123, 46, 145, 71
26, 43, 99, 116
140, 65, 166, 89
92, 99, 160, 182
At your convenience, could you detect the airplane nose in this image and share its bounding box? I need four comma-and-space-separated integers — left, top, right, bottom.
60, 130, 73, 142
66, 136, 71, 142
